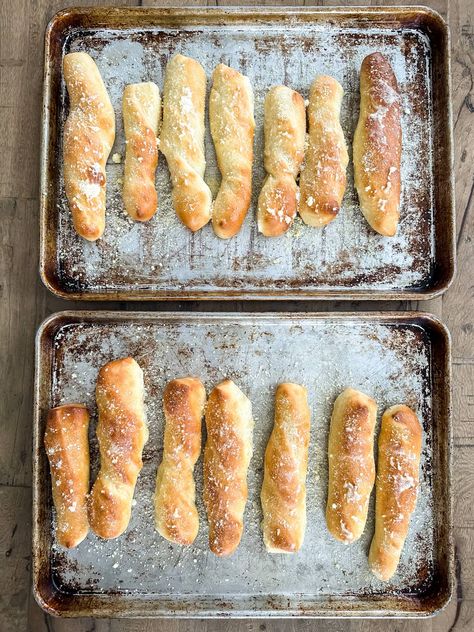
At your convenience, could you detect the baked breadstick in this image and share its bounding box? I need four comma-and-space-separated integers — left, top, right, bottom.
326, 388, 377, 543
89, 358, 148, 539
122, 82, 160, 221
154, 378, 206, 545
203, 379, 253, 556
353, 53, 402, 236
257, 86, 306, 237
369, 405, 422, 581
160, 54, 212, 231
44, 404, 90, 548
299, 75, 348, 227
63, 52, 115, 241
210, 64, 255, 239
261, 383, 310, 553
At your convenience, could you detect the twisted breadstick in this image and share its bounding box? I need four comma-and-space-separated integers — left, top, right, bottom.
89, 357, 148, 539
122, 82, 161, 221
160, 54, 212, 231
369, 405, 422, 581
210, 64, 255, 239
154, 378, 206, 545
353, 53, 402, 236
261, 383, 310, 553
299, 75, 348, 227
326, 388, 377, 543
257, 86, 306, 237
63, 52, 115, 241
203, 379, 253, 556
44, 404, 90, 548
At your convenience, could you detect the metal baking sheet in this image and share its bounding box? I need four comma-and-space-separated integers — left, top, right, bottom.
33, 311, 453, 617
39, 7, 455, 301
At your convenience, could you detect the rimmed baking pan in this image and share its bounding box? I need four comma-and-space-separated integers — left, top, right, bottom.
39, 6, 455, 301
33, 310, 453, 617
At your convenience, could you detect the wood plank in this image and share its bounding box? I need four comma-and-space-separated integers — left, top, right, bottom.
0, 487, 31, 632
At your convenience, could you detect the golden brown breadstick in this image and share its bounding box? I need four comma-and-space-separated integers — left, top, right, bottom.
353, 52, 402, 236
326, 388, 377, 543
203, 379, 253, 556
160, 54, 212, 231
44, 404, 90, 548
154, 378, 206, 545
88, 358, 148, 539
369, 405, 422, 581
63, 52, 115, 241
299, 75, 348, 227
122, 82, 161, 221
210, 64, 255, 239
261, 383, 310, 553
257, 86, 306, 237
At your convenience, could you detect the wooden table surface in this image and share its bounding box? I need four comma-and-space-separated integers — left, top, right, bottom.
1, 0, 473, 630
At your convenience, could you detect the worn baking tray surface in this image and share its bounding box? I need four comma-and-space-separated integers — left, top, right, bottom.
40, 7, 455, 300
33, 311, 453, 617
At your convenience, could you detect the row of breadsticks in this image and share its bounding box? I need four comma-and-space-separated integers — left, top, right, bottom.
63, 50, 401, 242
45, 358, 421, 581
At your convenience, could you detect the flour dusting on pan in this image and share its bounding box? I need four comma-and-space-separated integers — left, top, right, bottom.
53, 20, 434, 296
47, 315, 436, 602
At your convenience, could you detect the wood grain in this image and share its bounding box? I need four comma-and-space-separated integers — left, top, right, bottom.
0, 0, 471, 630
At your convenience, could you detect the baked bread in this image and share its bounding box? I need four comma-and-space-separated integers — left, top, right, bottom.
44, 404, 90, 548
203, 379, 253, 556
369, 404, 422, 581
353, 52, 402, 236
261, 383, 311, 552
160, 54, 212, 231
122, 82, 161, 221
210, 64, 255, 239
257, 86, 306, 237
299, 75, 348, 227
326, 388, 377, 543
88, 357, 148, 539
63, 52, 115, 241
154, 378, 206, 545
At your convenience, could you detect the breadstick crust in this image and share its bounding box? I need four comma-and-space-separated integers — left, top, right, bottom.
154, 378, 206, 545
63, 52, 115, 241
160, 54, 212, 231
299, 75, 348, 227
369, 405, 422, 581
44, 404, 90, 549
261, 383, 311, 553
203, 379, 253, 556
210, 64, 255, 239
326, 388, 377, 543
89, 357, 148, 539
257, 86, 306, 237
122, 82, 161, 221
353, 52, 402, 237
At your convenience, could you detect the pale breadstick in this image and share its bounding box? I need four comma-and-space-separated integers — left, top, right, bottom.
44, 404, 90, 548
63, 52, 115, 241
261, 383, 310, 553
88, 358, 148, 539
203, 379, 253, 556
257, 86, 306, 237
154, 378, 206, 545
353, 52, 402, 236
326, 388, 377, 543
299, 75, 348, 227
160, 54, 212, 231
369, 405, 422, 581
122, 82, 160, 221
210, 64, 255, 239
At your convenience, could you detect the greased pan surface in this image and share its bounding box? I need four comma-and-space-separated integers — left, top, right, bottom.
40, 7, 455, 301
33, 311, 453, 617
